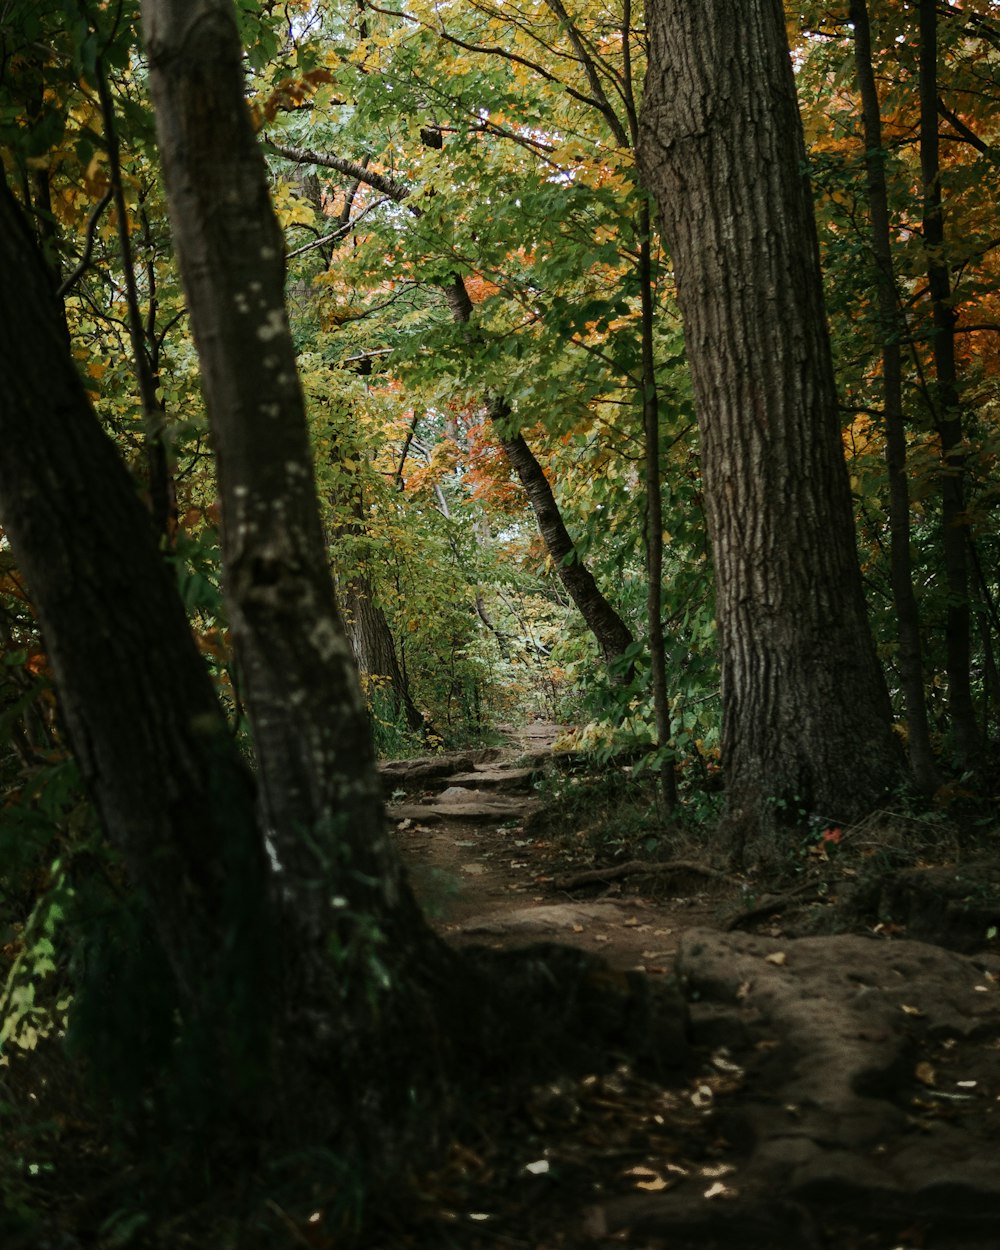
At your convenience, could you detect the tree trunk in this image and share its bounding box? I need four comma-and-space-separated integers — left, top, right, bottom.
638, 202, 677, 807
919, 0, 981, 769
142, 0, 461, 1158
638, 0, 901, 851
851, 0, 939, 793
495, 405, 636, 667
0, 174, 273, 1072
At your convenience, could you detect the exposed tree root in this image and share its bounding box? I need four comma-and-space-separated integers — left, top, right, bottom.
553, 859, 736, 891
722, 879, 819, 931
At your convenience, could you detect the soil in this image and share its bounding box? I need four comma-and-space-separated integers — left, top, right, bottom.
382, 726, 1000, 1250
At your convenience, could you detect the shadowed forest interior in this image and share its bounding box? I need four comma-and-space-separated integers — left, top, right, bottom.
2, 1, 1000, 1247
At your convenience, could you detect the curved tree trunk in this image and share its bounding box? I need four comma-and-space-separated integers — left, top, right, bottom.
496, 406, 636, 667
851, 0, 939, 793
638, 0, 901, 850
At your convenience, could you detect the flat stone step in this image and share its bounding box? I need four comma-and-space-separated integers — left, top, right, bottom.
443, 767, 535, 791
391, 789, 539, 824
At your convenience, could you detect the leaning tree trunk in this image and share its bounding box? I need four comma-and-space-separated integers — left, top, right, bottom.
0, 175, 273, 1091
637, 0, 901, 852
141, 0, 462, 1161
495, 407, 636, 667
445, 275, 636, 672
851, 0, 939, 793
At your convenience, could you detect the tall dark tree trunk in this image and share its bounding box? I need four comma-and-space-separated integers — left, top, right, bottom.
638, 0, 901, 851
851, 0, 939, 793
0, 173, 272, 1068
919, 0, 981, 769
95, 55, 176, 542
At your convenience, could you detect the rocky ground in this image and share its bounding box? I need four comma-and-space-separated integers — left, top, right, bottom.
382, 727, 1000, 1250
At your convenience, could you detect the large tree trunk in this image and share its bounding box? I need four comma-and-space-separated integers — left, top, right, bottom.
851, 0, 939, 793
0, 174, 273, 1084
637, 0, 901, 851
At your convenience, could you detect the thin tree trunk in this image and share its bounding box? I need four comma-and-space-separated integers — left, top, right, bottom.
338, 494, 428, 739
919, 0, 981, 768
851, 0, 939, 792
496, 407, 636, 666
638, 203, 677, 807
638, 0, 901, 854
444, 277, 636, 671
95, 57, 176, 541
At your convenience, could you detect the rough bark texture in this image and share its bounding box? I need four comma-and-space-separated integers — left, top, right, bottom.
919, 0, 981, 769
851, 0, 939, 793
637, 0, 901, 845
0, 177, 270, 1046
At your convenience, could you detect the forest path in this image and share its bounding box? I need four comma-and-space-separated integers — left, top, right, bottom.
384, 733, 1000, 1249
383, 723, 721, 974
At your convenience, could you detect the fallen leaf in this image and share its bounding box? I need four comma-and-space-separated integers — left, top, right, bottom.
572, 924, 584, 934
623, 916, 639, 927
765, 951, 787, 966
704, 1181, 736, 1199
636, 1176, 670, 1192
900, 1004, 923, 1017
691, 1084, 714, 1108
524, 1159, 549, 1175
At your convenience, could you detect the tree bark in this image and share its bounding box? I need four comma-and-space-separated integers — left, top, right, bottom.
338, 498, 427, 738
0, 175, 272, 1061
851, 0, 939, 793
141, 0, 461, 1158
638, 0, 901, 849
919, 0, 981, 769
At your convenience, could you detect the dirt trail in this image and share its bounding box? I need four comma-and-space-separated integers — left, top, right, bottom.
383, 730, 1000, 1249
384, 723, 719, 974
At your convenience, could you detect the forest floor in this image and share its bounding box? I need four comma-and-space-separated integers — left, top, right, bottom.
382, 725, 1000, 1250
